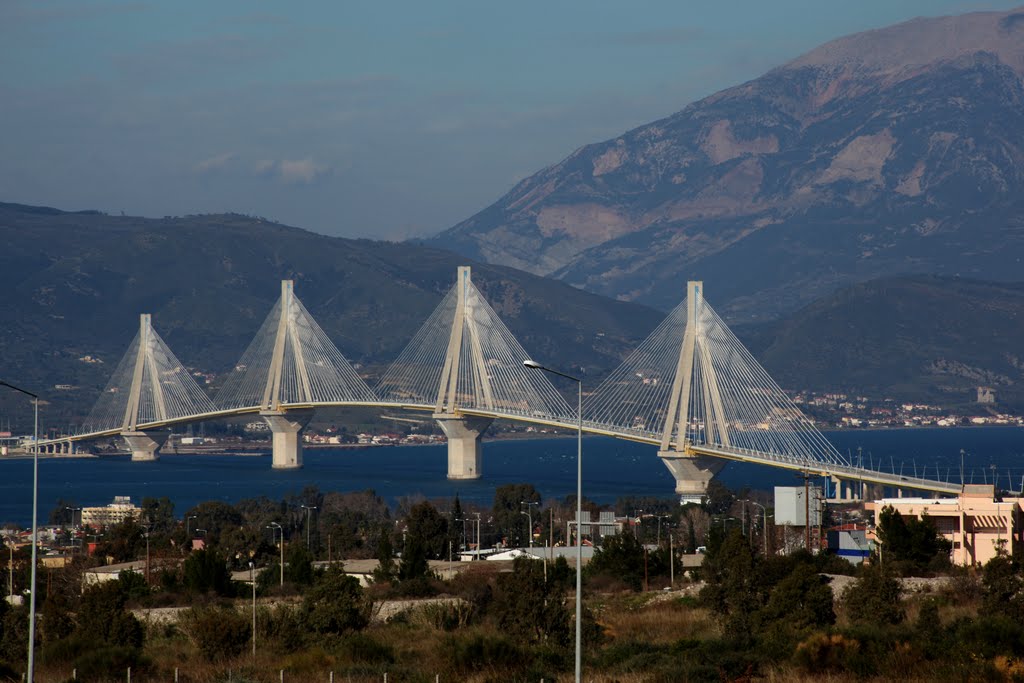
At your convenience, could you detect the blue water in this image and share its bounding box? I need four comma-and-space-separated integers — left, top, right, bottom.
1, 427, 1022, 526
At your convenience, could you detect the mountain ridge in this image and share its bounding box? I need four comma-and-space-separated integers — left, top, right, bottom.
428, 7, 1024, 320
0, 202, 663, 427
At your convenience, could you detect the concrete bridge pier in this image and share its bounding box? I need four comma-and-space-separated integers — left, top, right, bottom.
434, 414, 493, 480
658, 451, 726, 505
122, 430, 170, 462
261, 409, 314, 469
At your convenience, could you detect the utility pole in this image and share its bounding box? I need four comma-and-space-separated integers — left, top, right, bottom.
803, 472, 811, 551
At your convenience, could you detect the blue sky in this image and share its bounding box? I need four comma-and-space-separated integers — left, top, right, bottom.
1, 0, 1020, 239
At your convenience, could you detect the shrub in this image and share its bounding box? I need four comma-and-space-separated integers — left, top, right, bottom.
178, 606, 251, 661
793, 632, 860, 674
71, 645, 148, 682
302, 567, 370, 635
183, 549, 234, 596
335, 632, 395, 666
259, 604, 306, 653
415, 601, 475, 631
843, 564, 904, 625
443, 633, 525, 675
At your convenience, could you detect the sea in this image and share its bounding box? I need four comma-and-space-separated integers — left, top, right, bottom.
0, 426, 1022, 526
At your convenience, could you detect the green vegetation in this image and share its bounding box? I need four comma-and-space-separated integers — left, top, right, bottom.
11, 483, 1024, 681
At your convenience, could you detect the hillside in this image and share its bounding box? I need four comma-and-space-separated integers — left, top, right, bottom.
0, 202, 663, 428
742, 275, 1024, 409
428, 7, 1024, 321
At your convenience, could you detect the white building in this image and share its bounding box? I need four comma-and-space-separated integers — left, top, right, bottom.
81, 496, 142, 528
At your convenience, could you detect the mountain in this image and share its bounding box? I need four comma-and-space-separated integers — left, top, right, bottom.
740, 275, 1024, 410
428, 8, 1024, 321
0, 202, 663, 427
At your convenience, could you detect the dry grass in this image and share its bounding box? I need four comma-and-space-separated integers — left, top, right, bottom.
596, 594, 719, 645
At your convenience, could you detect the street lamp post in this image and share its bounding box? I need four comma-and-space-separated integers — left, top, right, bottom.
745, 501, 768, 556
65, 507, 81, 555
521, 500, 539, 548
301, 505, 318, 550
523, 359, 583, 683
657, 515, 672, 546
249, 561, 256, 659
0, 380, 39, 683
267, 522, 283, 587
5, 541, 12, 603
186, 515, 197, 539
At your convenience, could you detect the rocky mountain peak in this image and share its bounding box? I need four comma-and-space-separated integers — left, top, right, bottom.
428, 7, 1024, 320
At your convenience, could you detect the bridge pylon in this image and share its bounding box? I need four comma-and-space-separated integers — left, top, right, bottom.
377, 265, 574, 480
433, 267, 494, 479
656, 282, 726, 503
85, 313, 215, 461
214, 280, 376, 469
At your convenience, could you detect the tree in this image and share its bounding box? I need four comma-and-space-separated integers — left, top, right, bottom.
140, 496, 175, 534
492, 557, 571, 646
372, 529, 397, 583
586, 531, 646, 591
699, 529, 763, 644
405, 501, 449, 560
76, 578, 145, 649
303, 567, 369, 635
179, 606, 250, 661
182, 501, 244, 545
758, 562, 835, 632
94, 517, 146, 563
876, 505, 952, 574
183, 548, 233, 596
284, 541, 314, 585
48, 498, 78, 526
493, 484, 540, 547
399, 533, 430, 582
843, 563, 904, 625
982, 545, 1024, 618
704, 480, 735, 515
448, 495, 464, 555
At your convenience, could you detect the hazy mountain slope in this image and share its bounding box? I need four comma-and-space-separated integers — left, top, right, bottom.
428, 7, 1024, 320
740, 275, 1024, 409
0, 202, 663, 426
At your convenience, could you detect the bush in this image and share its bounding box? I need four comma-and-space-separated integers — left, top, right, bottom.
259, 604, 306, 654
335, 632, 395, 666
843, 564, 904, 625
302, 567, 370, 635
415, 601, 475, 631
443, 633, 525, 675
71, 645, 148, 682
793, 632, 860, 674
183, 549, 234, 596
178, 606, 251, 661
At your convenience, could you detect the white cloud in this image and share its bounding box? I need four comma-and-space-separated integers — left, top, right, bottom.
254, 157, 331, 184
193, 152, 237, 173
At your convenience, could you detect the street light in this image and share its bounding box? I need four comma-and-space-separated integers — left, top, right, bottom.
249, 561, 256, 659
745, 500, 768, 556
301, 505, 318, 550
520, 501, 536, 548
5, 540, 13, 604
0, 380, 39, 682
186, 515, 198, 539
523, 359, 583, 683
657, 514, 672, 546
267, 522, 284, 587
65, 507, 81, 555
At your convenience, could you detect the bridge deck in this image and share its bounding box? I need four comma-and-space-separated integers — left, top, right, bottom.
42, 401, 963, 495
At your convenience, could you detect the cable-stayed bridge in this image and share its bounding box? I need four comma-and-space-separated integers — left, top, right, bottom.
38, 268, 961, 500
